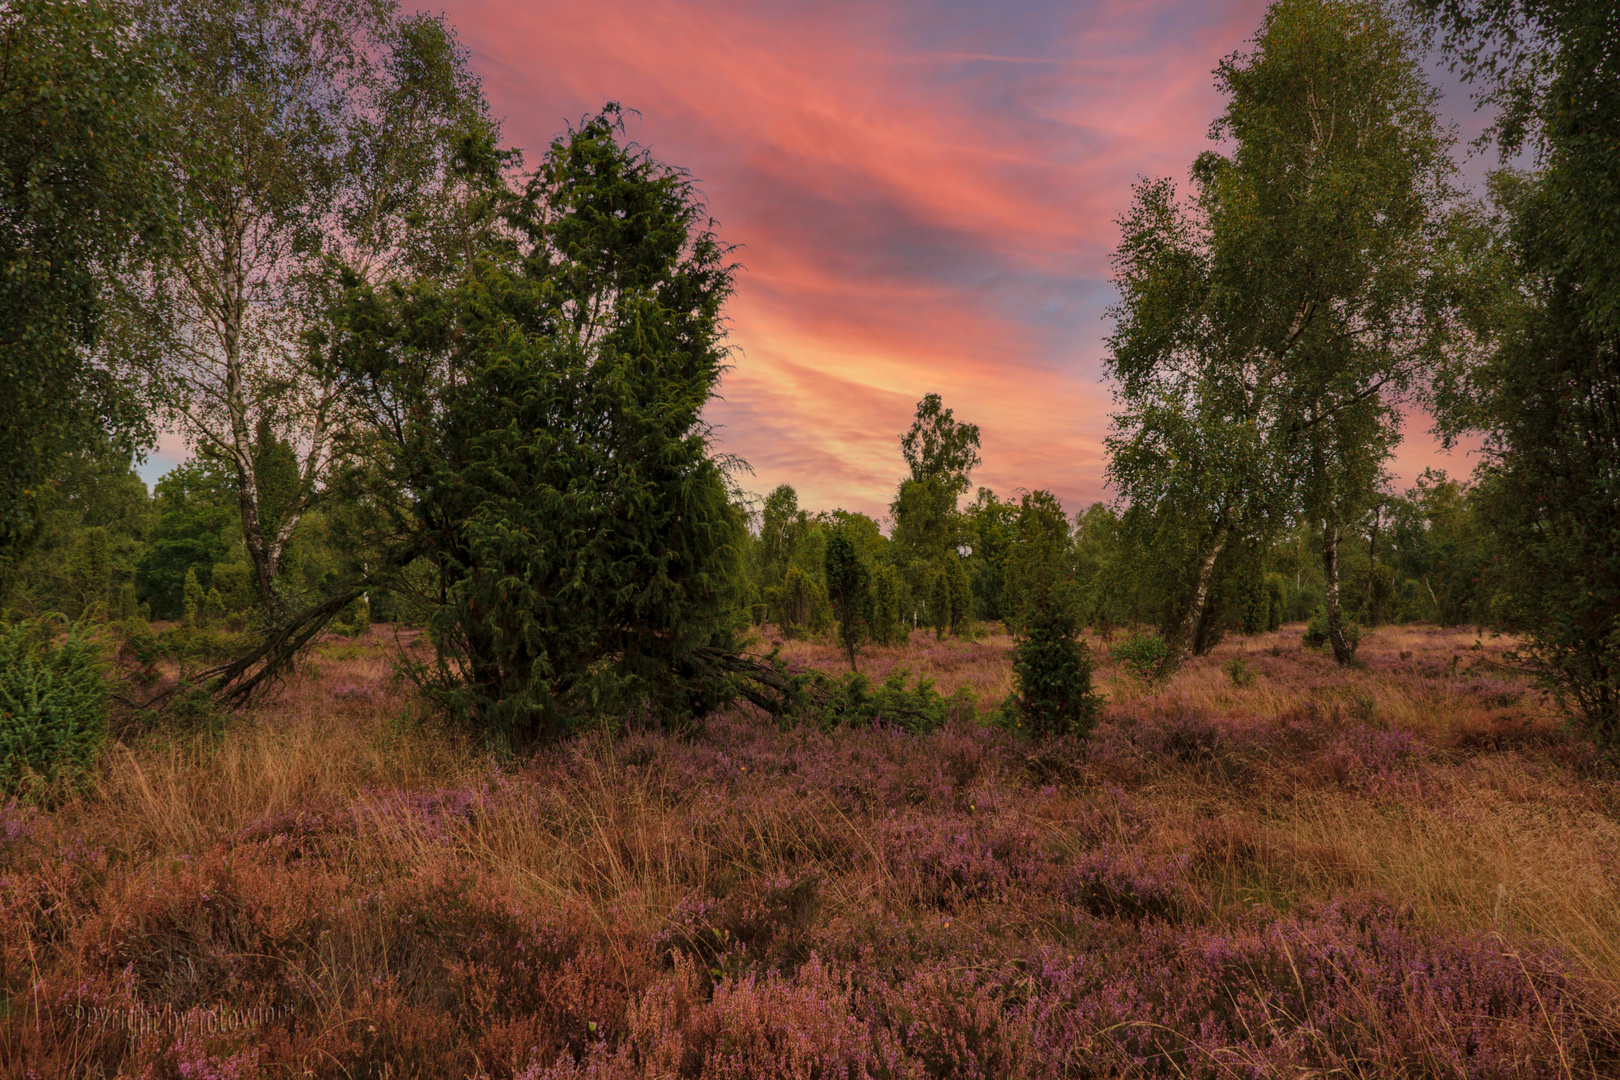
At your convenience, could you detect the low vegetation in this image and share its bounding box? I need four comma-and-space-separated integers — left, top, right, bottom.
2, 622, 1617, 1077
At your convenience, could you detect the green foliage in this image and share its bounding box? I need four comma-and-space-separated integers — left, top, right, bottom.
945, 556, 971, 636
3, 450, 153, 619
328, 108, 741, 746
1112, 633, 1172, 681
135, 460, 239, 620
1002, 490, 1071, 635
962, 488, 1015, 622
0, 619, 108, 797
1223, 656, 1256, 687
869, 564, 907, 647
930, 571, 950, 641
1240, 573, 1268, 636
890, 478, 958, 567
899, 393, 982, 496
814, 668, 976, 735
823, 527, 871, 669
1004, 589, 1101, 739
1304, 607, 1361, 656
182, 568, 204, 629
331, 596, 371, 638
111, 582, 140, 622
202, 588, 227, 626
1385, 470, 1497, 626
1106, 0, 1462, 674
210, 563, 255, 614
0, 0, 175, 582
1414, 2, 1620, 748
775, 567, 831, 639
1265, 575, 1285, 631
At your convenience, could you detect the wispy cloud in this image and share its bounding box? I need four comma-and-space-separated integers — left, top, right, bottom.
438, 0, 1476, 519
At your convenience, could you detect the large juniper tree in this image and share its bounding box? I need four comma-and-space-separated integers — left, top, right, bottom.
312, 108, 743, 746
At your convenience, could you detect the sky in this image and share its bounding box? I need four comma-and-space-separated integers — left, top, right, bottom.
144, 0, 1488, 521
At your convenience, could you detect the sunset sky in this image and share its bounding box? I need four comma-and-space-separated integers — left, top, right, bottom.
149, 0, 1488, 521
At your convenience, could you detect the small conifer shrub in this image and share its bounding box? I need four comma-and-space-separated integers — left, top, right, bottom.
1004, 590, 1101, 738
1223, 656, 1255, 687
0, 620, 108, 797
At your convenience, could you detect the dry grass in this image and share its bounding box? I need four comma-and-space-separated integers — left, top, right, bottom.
4, 620, 1618, 1077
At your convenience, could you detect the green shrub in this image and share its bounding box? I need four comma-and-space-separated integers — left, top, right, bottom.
1111, 632, 1171, 680
210, 561, 255, 613
1304, 607, 1361, 655
110, 581, 140, 621
869, 565, 907, 647
0, 619, 109, 797
1222, 656, 1255, 687
1265, 575, 1285, 631
331, 595, 371, 637
1003, 593, 1101, 738
930, 569, 950, 640
182, 567, 205, 628
946, 556, 972, 636
813, 668, 975, 734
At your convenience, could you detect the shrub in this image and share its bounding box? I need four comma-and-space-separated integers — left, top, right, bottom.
814, 668, 975, 734
946, 556, 972, 636
930, 569, 950, 640
1004, 592, 1101, 738
331, 596, 370, 638
870, 565, 907, 647
110, 581, 140, 621
0, 619, 108, 797
1222, 656, 1255, 687
182, 567, 205, 628
1304, 607, 1361, 655
1111, 632, 1171, 680
210, 561, 255, 613
823, 528, 870, 669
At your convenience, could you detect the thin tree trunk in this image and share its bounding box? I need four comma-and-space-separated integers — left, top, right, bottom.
1161, 526, 1229, 677
217, 236, 278, 614
1322, 514, 1354, 665
1365, 515, 1378, 627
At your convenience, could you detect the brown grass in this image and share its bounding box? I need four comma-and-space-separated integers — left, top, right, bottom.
4, 620, 1618, 1076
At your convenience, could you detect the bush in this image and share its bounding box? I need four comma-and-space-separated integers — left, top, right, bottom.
930, 569, 950, 640
1111, 632, 1171, 680
1304, 607, 1361, 655
870, 565, 907, 647
1222, 656, 1255, 687
814, 668, 975, 734
182, 567, 205, 628
1003, 593, 1101, 738
0, 619, 108, 797
946, 556, 972, 636
110, 581, 140, 621
210, 561, 255, 612
331, 595, 370, 637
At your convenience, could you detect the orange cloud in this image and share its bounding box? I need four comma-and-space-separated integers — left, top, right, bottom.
437, 0, 1478, 520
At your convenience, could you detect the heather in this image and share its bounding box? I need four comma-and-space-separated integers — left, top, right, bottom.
3, 623, 1618, 1078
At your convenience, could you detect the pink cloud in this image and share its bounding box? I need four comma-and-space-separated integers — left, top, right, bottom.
438, 0, 1479, 520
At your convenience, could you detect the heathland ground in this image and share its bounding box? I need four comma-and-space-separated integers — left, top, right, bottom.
3, 622, 1618, 1077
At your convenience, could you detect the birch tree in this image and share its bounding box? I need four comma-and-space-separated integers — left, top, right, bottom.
120, 0, 498, 612
1105, 0, 1460, 673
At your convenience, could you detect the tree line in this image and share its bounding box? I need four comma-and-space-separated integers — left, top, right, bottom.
0, 0, 1614, 755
